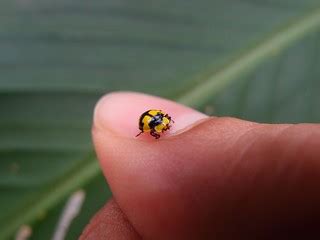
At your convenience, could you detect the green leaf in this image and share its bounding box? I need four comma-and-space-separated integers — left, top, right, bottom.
29, 174, 111, 240
212, 30, 320, 123
1, 1, 320, 239
177, 7, 320, 108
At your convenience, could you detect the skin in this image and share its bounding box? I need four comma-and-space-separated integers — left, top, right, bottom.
80, 92, 320, 240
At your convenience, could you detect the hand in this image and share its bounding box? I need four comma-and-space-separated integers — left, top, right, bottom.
80, 92, 320, 240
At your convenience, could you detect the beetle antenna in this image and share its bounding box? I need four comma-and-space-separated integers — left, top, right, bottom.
136, 131, 143, 137
167, 115, 175, 123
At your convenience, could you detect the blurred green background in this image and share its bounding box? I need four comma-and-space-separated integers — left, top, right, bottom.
1, 0, 320, 239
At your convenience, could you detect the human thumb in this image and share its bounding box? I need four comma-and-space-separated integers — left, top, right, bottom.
87, 92, 320, 239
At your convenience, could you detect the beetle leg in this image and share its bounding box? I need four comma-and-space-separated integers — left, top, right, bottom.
150, 130, 160, 139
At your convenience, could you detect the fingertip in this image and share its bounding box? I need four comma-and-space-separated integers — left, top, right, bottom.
93, 91, 207, 139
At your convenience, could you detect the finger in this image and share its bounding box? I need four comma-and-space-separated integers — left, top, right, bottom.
92, 91, 320, 239
93, 91, 207, 138
80, 199, 140, 240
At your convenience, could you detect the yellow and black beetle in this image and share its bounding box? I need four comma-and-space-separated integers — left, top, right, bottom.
136, 109, 174, 139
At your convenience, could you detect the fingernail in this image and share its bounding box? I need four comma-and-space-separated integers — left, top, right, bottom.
93, 91, 208, 139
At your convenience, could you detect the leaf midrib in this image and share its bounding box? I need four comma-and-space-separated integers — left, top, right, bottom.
177, 7, 320, 108
2, 6, 320, 240
0, 152, 99, 240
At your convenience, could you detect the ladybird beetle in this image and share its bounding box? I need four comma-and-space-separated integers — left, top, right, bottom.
136, 109, 174, 139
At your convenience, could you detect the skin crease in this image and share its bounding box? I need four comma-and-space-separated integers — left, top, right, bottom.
80, 92, 320, 240
80, 199, 140, 240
